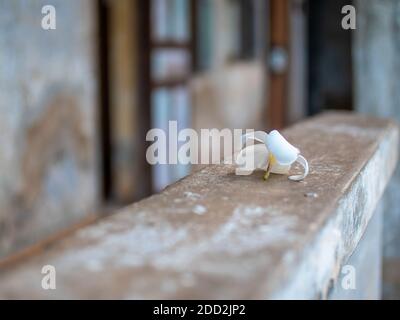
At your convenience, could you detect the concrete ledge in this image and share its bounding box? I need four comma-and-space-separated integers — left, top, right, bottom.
0, 112, 398, 299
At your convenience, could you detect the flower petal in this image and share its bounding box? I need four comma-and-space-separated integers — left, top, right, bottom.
266, 130, 299, 165
288, 155, 309, 181
241, 131, 268, 147
235, 144, 269, 175
270, 162, 291, 174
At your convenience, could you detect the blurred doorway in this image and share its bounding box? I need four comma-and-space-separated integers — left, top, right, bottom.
97, 0, 354, 202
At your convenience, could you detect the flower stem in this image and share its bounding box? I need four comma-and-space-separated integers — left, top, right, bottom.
263, 154, 276, 180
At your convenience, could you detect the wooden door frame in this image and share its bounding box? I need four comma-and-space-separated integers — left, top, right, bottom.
268, 0, 290, 130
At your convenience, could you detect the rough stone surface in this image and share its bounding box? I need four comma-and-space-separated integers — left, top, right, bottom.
354, 0, 400, 298
329, 203, 382, 300
0, 0, 98, 258
0, 112, 397, 299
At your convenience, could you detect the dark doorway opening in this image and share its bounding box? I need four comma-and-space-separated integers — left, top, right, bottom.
307, 0, 353, 116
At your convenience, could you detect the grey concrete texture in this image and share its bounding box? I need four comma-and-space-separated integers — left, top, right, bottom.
353, 0, 400, 298
0, 0, 99, 258
0, 112, 397, 299
329, 204, 382, 300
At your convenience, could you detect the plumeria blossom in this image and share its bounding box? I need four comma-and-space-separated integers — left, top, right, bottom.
235, 130, 309, 181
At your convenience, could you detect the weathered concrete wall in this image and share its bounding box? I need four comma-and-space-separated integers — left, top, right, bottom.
329, 204, 382, 300
353, 0, 400, 299
0, 0, 98, 258
0, 113, 396, 299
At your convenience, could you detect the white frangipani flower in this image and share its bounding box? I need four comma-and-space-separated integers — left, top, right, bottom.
235, 130, 309, 181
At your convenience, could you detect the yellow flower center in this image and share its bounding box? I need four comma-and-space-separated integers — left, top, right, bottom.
263, 154, 276, 180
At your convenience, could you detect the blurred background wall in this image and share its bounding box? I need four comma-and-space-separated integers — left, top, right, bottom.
0, 0, 399, 299
0, 0, 98, 258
